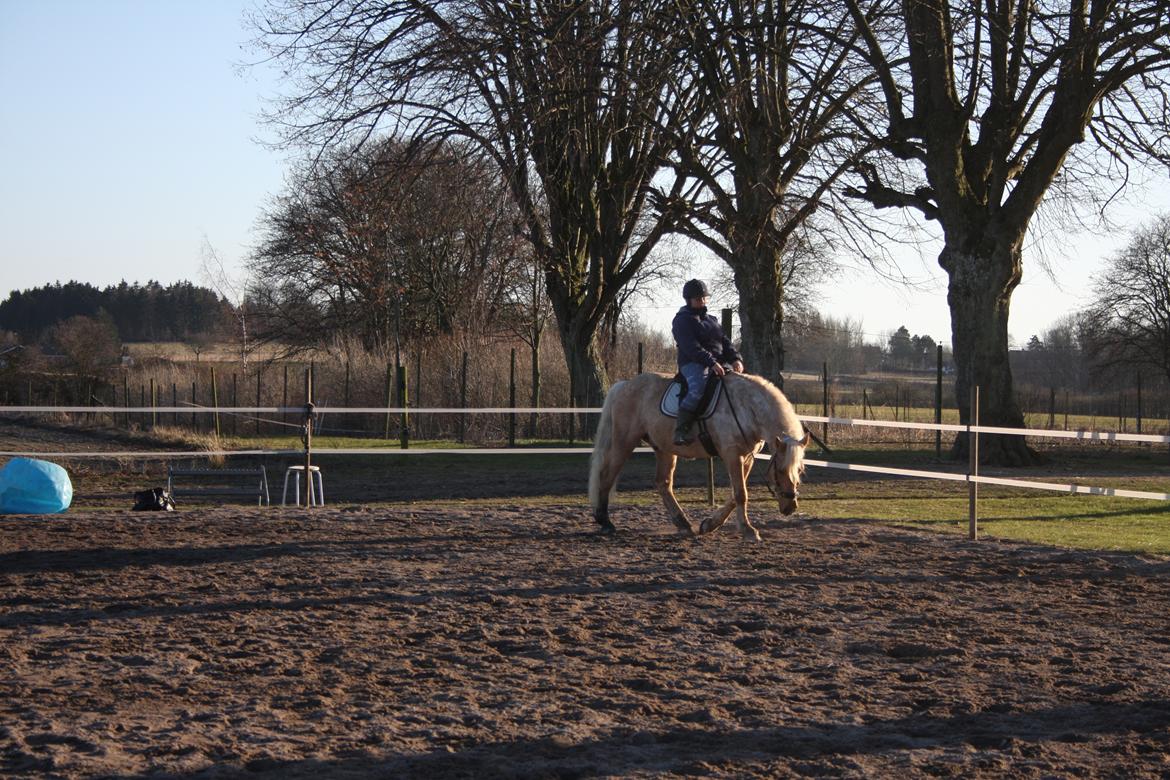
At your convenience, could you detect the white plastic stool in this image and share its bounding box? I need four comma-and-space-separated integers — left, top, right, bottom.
282, 465, 325, 506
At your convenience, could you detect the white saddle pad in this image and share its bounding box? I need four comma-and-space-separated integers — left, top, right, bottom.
659, 379, 723, 420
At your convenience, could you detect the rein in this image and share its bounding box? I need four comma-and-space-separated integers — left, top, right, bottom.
719, 373, 752, 450
721, 373, 799, 501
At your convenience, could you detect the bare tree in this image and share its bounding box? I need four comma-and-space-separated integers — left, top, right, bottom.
249, 139, 528, 353
252, 0, 686, 408
845, 0, 1170, 464
49, 315, 122, 393
199, 238, 251, 364
1084, 214, 1170, 384
660, 0, 876, 384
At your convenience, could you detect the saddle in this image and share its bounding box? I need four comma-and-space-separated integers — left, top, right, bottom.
659, 372, 724, 420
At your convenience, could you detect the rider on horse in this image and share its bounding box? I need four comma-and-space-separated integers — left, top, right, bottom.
671, 279, 744, 445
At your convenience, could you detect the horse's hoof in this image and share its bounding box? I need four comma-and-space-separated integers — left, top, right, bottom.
676, 523, 698, 537
742, 529, 761, 543
697, 520, 712, 535
596, 521, 617, 535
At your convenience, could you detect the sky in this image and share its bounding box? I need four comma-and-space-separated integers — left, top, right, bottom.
2, 0, 1168, 351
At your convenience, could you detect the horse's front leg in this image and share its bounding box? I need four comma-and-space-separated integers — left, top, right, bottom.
655, 452, 696, 536
727, 455, 760, 542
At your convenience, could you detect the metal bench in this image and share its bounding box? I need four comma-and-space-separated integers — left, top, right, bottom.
166, 465, 271, 506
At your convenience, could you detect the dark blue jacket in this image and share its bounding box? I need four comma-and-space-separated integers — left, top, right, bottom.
672, 305, 741, 369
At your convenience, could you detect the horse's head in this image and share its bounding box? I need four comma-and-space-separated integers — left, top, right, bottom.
767, 431, 810, 515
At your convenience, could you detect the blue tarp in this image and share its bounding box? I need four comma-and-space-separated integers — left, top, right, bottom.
0, 458, 73, 514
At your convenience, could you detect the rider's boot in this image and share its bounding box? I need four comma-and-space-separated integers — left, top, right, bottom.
673, 408, 697, 445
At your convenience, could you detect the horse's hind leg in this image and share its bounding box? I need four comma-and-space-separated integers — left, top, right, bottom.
594, 446, 636, 534
700, 497, 737, 535
655, 452, 696, 536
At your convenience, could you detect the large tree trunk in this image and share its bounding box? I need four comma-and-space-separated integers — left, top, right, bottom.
732, 246, 786, 386
552, 310, 608, 438
941, 236, 1040, 466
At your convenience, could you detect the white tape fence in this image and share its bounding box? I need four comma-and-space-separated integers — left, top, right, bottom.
2, 404, 1168, 505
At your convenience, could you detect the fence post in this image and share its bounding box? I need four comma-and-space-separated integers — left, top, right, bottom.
1136, 373, 1143, 436
969, 385, 979, 541
255, 369, 262, 436
414, 352, 422, 440
398, 364, 409, 449
822, 362, 829, 445
139, 385, 144, 428
210, 367, 221, 438
123, 375, 130, 429
172, 383, 178, 427
637, 342, 644, 375
935, 344, 943, 459
303, 367, 315, 508
150, 378, 156, 429
191, 380, 197, 432
459, 351, 468, 444
509, 348, 517, 447
384, 361, 393, 439
231, 372, 238, 436
862, 388, 868, 420
1048, 387, 1056, 429
282, 364, 289, 427
707, 459, 715, 506
569, 365, 576, 445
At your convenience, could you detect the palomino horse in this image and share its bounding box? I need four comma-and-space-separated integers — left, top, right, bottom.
588, 372, 810, 541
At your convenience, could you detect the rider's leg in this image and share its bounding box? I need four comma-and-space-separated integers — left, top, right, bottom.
674, 362, 708, 445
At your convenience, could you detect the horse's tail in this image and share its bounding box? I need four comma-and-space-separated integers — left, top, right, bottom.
588, 380, 624, 511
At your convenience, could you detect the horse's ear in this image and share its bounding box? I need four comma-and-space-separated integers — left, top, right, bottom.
774, 435, 787, 454
799, 430, 811, 448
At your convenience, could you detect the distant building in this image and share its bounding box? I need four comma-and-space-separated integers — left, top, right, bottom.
0, 344, 25, 369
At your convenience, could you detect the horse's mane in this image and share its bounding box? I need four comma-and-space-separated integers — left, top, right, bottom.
735, 373, 806, 482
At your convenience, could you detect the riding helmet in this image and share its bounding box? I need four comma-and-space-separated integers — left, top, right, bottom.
682, 278, 709, 300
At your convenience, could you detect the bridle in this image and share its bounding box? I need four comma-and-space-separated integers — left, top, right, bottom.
765, 434, 802, 501
721, 373, 802, 501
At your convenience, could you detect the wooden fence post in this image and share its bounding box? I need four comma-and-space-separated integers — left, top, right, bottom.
822, 362, 829, 445
210, 366, 221, 438
1136, 373, 1143, 436
935, 344, 943, 459
304, 367, 314, 508
969, 385, 979, 541
398, 364, 409, 449
459, 351, 468, 444
509, 348, 517, 447
415, 352, 422, 440
384, 361, 393, 440
255, 369, 262, 436
231, 373, 238, 436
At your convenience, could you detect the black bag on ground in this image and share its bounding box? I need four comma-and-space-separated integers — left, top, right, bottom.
133, 488, 176, 511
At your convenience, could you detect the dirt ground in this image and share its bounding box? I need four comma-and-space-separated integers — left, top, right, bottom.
2, 502, 1170, 779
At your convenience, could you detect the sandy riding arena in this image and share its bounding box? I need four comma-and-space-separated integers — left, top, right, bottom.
2, 505, 1169, 778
